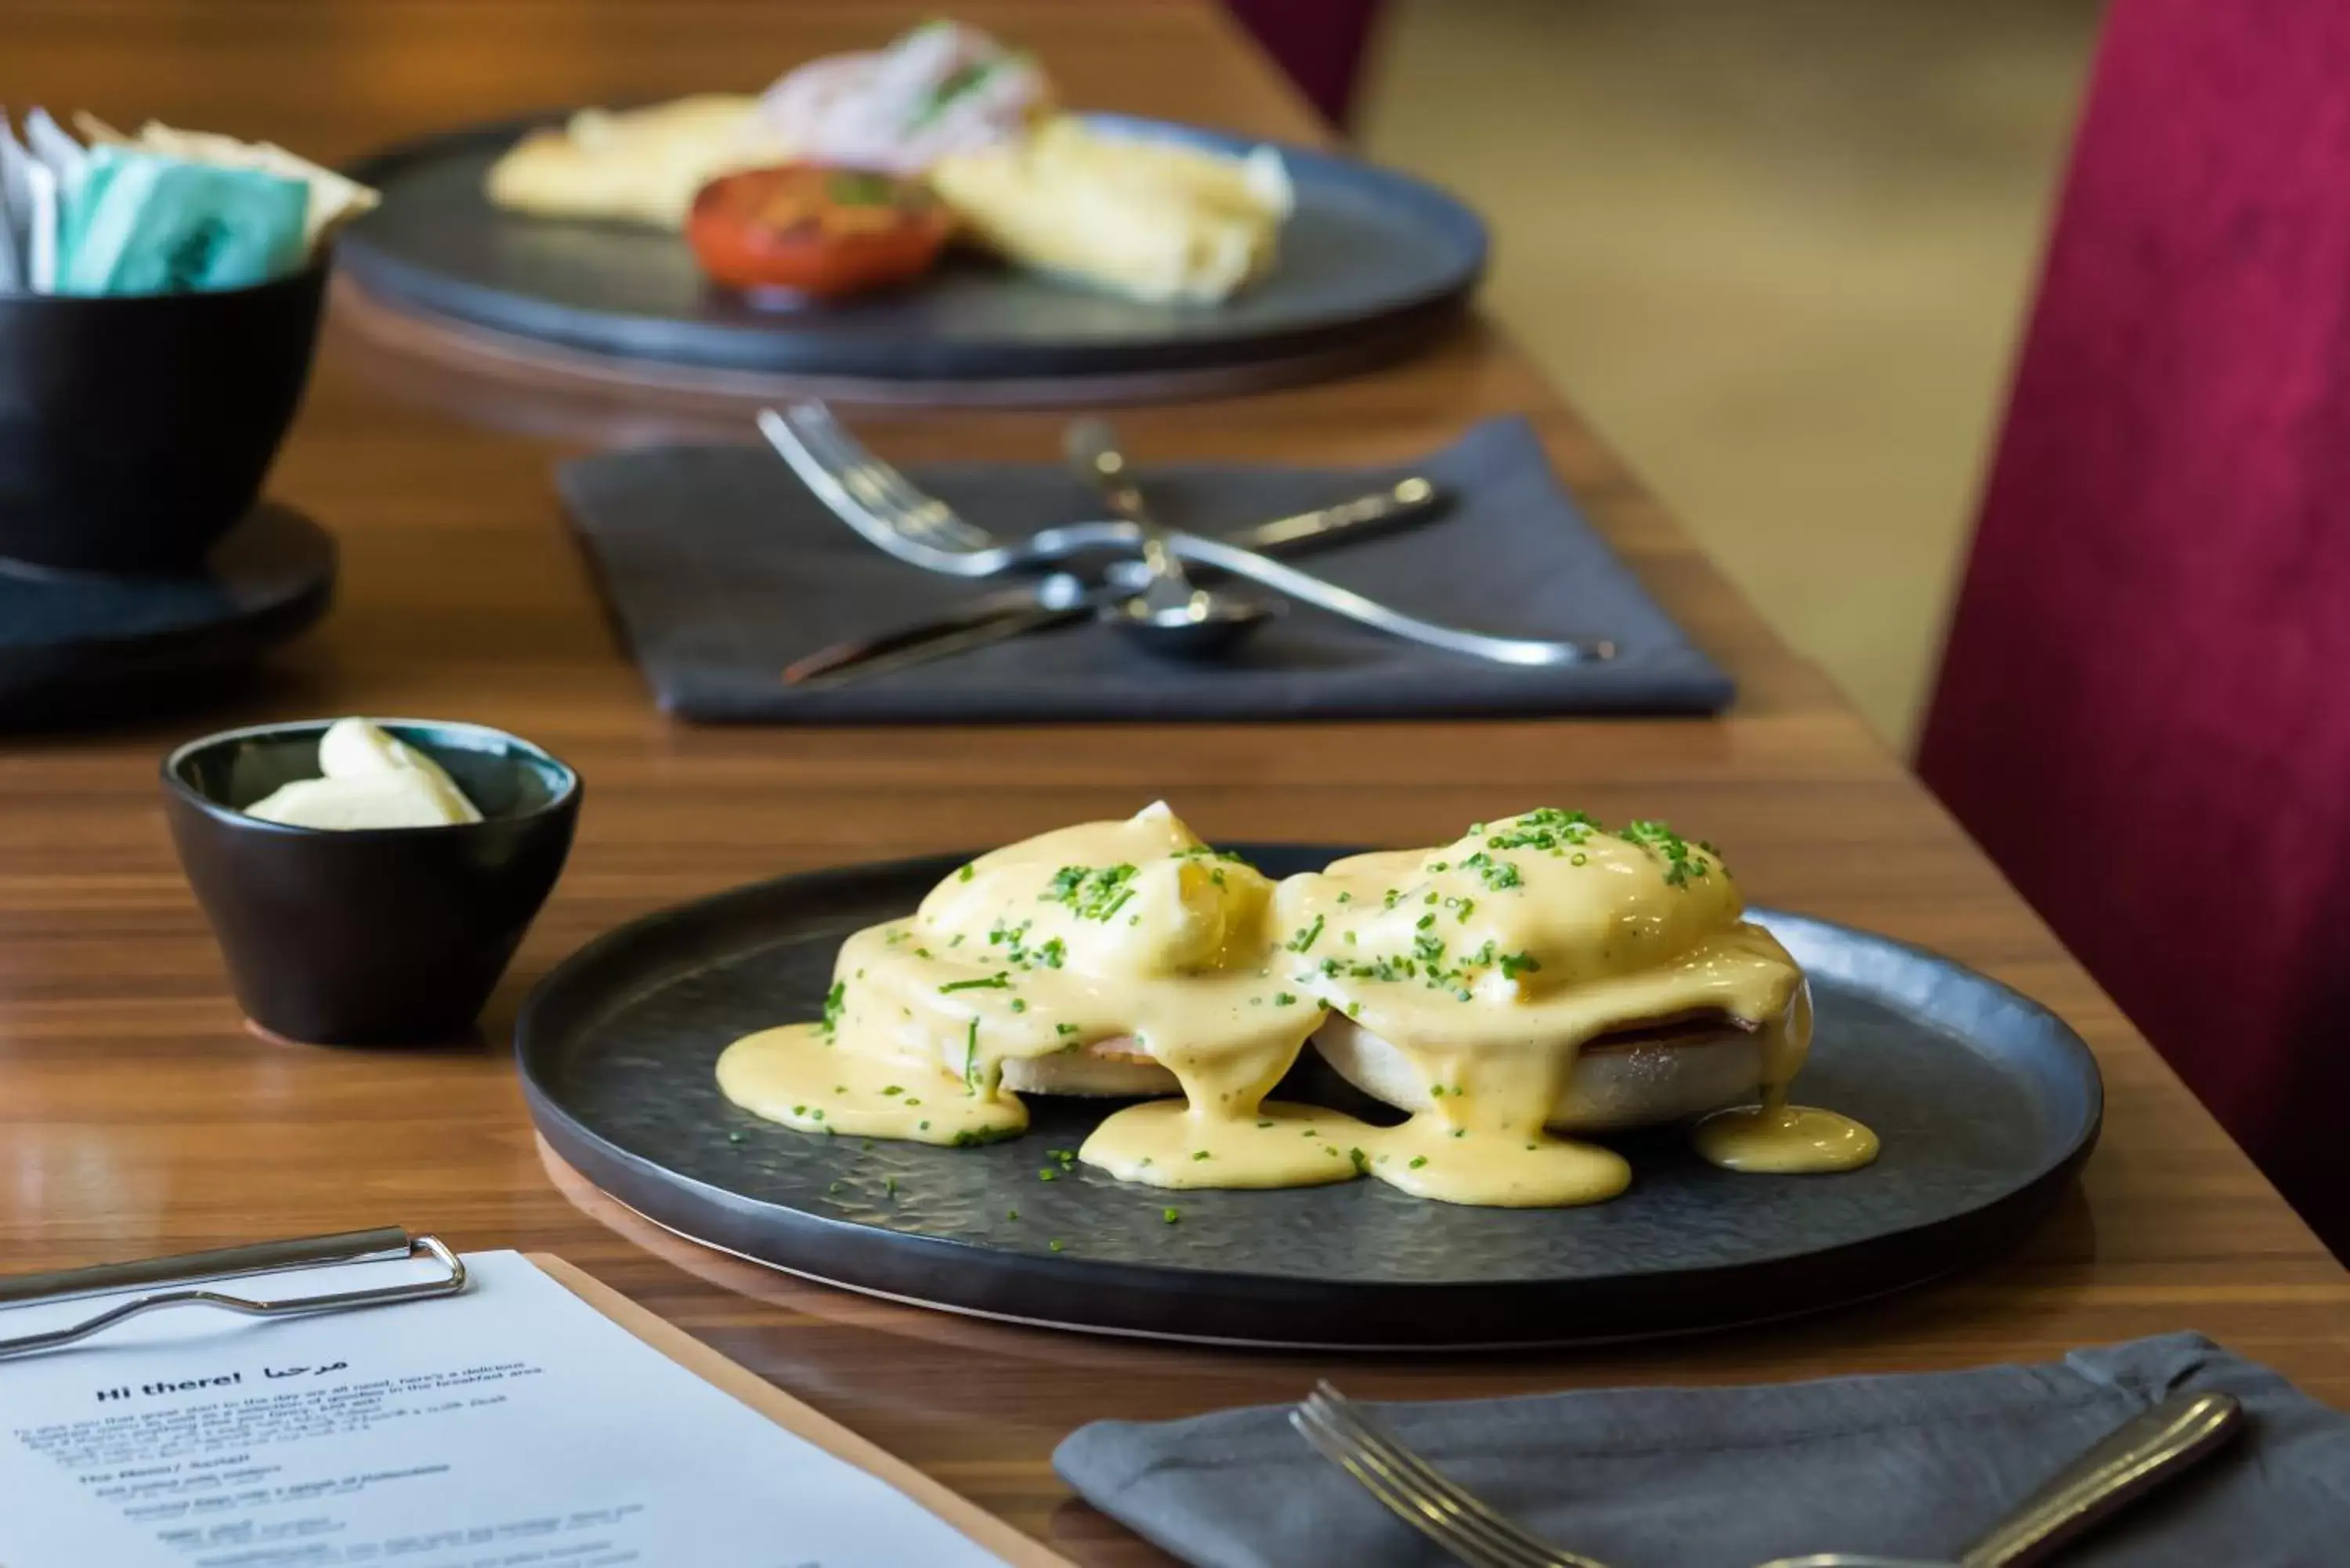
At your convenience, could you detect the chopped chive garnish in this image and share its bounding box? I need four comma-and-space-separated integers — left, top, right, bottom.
1045, 862, 1141, 920
1622, 818, 1712, 887
1460, 851, 1524, 891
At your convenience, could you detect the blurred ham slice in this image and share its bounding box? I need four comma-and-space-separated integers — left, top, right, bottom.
755, 20, 1047, 176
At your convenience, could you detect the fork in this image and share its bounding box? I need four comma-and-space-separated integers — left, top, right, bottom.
1292, 1382, 2241, 1568
1292, 1384, 1610, 1568
758, 401, 1614, 667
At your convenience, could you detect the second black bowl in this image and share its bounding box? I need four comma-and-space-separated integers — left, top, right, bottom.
0, 261, 327, 573
161, 717, 580, 1046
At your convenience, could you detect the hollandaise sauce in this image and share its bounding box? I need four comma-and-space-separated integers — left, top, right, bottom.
715, 804, 1878, 1209
717, 804, 1338, 1175
1273, 812, 1878, 1198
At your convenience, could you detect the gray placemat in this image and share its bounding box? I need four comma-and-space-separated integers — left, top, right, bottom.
555, 417, 1733, 723
1054, 1335, 2350, 1568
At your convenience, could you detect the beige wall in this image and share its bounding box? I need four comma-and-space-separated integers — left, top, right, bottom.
1357, 0, 2102, 745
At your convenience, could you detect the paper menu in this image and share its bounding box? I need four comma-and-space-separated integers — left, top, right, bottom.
0, 1250, 1011, 1568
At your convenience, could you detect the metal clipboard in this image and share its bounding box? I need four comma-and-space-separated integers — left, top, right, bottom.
0, 1227, 465, 1360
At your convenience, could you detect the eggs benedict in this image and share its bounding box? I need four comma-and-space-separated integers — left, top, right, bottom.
715, 804, 1877, 1209
715, 803, 1336, 1171
1275, 809, 1878, 1203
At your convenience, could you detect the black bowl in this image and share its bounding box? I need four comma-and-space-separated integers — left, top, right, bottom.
0, 261, 327, 573
161, 717, 580, 1046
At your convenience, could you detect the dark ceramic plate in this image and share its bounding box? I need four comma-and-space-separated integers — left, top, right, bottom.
0, 504, 334, 727
518, 847, 2102, 1348
338, 114, 1487, 382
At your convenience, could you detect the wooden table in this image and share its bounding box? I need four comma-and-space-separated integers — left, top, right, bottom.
5, 2, 2345, 1562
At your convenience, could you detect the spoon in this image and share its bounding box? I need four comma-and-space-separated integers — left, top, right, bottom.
1063, 417, 1275, 660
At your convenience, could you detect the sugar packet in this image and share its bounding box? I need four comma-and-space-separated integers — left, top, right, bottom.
1, 109, 378, 295
57, 146, 309, 294
75, 113, 378, 249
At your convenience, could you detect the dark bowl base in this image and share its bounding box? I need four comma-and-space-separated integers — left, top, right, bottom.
0, 502, 335, 729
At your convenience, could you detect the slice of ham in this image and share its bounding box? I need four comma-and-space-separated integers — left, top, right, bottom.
755, 22, 1046, 176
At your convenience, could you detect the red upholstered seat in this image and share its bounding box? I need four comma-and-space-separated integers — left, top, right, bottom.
1918, 0, 2350, 1255
1224, 0, 1383, 129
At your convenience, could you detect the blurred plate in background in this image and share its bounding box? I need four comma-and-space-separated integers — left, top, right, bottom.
338, 114, 1488, 398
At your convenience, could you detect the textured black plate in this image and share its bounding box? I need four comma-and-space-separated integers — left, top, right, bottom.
518, 847, 2102, 1347
0, 504, 334, 727
339, 114, 1487, 381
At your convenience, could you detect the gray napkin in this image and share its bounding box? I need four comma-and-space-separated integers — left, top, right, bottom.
1054, 1335, 2350, 1567
555, 417, 1733, 723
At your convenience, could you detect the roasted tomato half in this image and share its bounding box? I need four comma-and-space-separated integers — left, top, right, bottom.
686, 164, 952, 298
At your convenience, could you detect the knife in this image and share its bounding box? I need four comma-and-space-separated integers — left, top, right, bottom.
783, 576, 1098, 687
783, 476, 1444, 687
